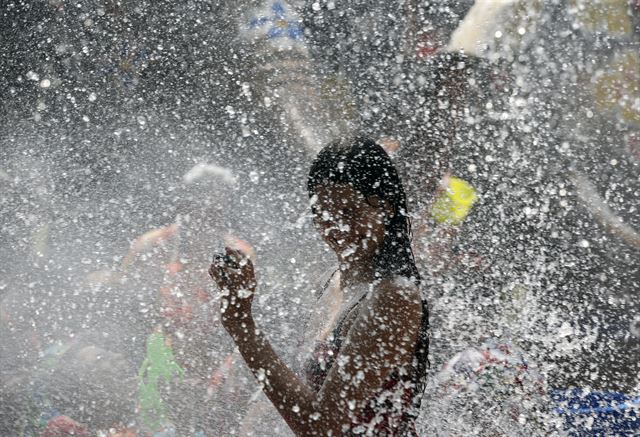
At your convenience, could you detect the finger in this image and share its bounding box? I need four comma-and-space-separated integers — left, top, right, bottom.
210, 266, 224, 285
209, 261, 219, 280
209, 261, 231, 287
213, 253, 238, 274
225, 247, 248, 264
211, 253, 226, 269
226, 247, 254, 273
223, 254, 240, 269
209, 255, 226, 280
215, 252, 235, 265
224, 248, 241, 269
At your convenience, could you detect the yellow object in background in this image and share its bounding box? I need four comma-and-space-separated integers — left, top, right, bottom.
432, 177, 478, 225
593, 51, 640, 125
571, 0, 633, 36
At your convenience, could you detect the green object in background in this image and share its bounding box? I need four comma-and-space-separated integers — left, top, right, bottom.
137, 331, 184, 431
432, 177, 478, 225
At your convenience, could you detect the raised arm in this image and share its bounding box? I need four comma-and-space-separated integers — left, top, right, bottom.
210, 248, 422, 436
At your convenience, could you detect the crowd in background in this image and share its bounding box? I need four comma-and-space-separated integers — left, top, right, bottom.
1, 0, 639, 435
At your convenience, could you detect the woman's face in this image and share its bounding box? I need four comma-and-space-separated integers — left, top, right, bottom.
312, 184, 389, 264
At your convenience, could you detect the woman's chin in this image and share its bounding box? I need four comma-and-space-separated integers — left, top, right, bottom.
327, 236, 377, 264
338, 246, 375, 265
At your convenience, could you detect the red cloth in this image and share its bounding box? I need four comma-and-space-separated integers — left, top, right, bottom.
41, 415, 89, 437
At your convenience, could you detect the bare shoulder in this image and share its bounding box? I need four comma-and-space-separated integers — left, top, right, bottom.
354, 276, 422, 361
356, 276, 423, 333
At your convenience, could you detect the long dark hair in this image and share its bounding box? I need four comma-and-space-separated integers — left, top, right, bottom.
307, 136, 420, 284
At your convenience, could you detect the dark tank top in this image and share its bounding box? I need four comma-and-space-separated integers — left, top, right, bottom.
303, 276, 430, 436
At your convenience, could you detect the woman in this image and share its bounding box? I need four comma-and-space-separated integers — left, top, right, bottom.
209, 137, 429, 436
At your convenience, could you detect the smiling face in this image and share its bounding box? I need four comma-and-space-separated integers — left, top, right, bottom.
311, 184, 390, 264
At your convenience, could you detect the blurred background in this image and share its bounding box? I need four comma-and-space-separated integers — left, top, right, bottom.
1, 1, 639, 435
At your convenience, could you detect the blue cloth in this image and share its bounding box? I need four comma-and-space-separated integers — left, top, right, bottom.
552, 389, 640, 436
248, 2, 303, 41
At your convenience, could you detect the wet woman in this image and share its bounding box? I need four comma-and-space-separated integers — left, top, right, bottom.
209, 137, 429, 436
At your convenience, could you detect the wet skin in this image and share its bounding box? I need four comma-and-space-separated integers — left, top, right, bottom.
209, 182, 421, 436
311, 184, 391, 278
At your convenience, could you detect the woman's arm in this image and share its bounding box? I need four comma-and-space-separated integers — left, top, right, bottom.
210, 248, 318, 435
211, 249, 422, 436
228, 317, 320, 435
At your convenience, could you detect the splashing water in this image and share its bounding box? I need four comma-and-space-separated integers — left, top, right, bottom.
1, 1, 639, 436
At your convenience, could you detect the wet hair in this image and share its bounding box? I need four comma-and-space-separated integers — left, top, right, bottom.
307, 136, 420, 283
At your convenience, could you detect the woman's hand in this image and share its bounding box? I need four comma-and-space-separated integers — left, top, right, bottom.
209, 247, 256, 336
